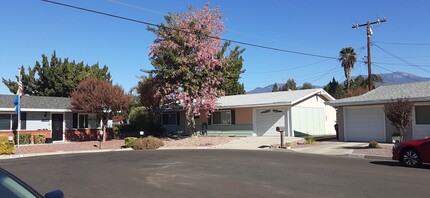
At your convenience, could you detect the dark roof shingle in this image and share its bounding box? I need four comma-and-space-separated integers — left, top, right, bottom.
0, 94, 71, 110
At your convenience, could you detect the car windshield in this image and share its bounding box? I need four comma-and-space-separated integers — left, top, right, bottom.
0, 171, 38, 198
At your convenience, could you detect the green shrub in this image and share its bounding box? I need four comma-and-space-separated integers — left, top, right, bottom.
368, 141, 380, 148
33, 134, 46, 144
132, 137, 164, 150
285, 142, 292, 148
0, 135, 9, 144
14, 134, 31, 145
124, 137, 138, 148
129, 106, 149, 132
0, 143, 15, 154
114, 124, 136, 133
304, 135, 315, 144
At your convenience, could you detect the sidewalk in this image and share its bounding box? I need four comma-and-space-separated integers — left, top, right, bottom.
1, 137, 394, 160
214, 136, 303, 150
1, 140, 129, 159
290, 141, 393, 159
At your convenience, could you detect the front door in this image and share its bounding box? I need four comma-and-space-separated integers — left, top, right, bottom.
52, 114, 63, 141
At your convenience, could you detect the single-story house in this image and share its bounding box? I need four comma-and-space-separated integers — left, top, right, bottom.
0, 94, 112, 142
163, 88, 337, 137
326, 81, 430, 143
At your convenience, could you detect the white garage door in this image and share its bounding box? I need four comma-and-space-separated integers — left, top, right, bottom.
345, 107, 385, 142
256, 109, 285, 136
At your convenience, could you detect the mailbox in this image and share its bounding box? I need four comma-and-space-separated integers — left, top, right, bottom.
276, 126, 285, 132
276, 126, 285, 149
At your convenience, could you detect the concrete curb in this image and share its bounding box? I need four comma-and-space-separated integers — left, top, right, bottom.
346, 153, 392, 160
0, 148, 133, 160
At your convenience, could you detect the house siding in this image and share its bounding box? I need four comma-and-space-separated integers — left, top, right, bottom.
235, 108, 252, 124
291, 95, 336, 136
163, 108, 255, 136
199, 108, 253, 136
336, 104, 424, 143
26, 112, 51, 130
337, 107, 345, 141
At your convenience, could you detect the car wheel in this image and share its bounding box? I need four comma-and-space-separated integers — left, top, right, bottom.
401, 149, 422, 167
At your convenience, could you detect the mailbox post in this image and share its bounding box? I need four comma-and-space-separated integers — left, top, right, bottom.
276, 126, 285, 149
99, 130, 103, 149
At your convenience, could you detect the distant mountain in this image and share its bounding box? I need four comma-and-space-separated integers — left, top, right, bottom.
246, 84, 278, 94
376, 72, 430, 86
246, 72, 430, 94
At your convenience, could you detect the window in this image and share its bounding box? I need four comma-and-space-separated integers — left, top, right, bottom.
415, 106, 430, 125
162, 113, 177, 125
79, 114, 88, 128
88, 114, 100, 129
0, 114, 11, 130
11, 113, 26, 130
212, 110, 231, 125
72, 113, 78, 128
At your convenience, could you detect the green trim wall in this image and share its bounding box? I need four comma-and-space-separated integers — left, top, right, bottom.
202, 124, 253, 136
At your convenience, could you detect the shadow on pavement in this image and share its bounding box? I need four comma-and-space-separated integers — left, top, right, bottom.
370, 161, 430, 169
340, 146, 369, 150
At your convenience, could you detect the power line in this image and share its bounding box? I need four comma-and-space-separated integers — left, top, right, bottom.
373, 43, 430, 73
41, 0, 337, 60
246, 45, 365, 75
372, 61, 430, 67
299, 65, 342, 82
245, 59, 333, 74
372, 66, 396, 85
373, 55, 430, 59
352, 18, 387, 91
244, 66, 342, 84
372, 63, 422, 82
374, 41, 430, 46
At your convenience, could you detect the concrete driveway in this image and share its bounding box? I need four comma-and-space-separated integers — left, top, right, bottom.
215, 136, 302, 150
291, 142, 368, 155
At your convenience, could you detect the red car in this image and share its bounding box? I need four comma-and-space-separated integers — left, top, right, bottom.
392, 138, 430, 167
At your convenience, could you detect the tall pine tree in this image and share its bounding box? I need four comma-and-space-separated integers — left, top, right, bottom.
272, 83, 279, 92
2, 51, 111, 97
219, 42, 246, 95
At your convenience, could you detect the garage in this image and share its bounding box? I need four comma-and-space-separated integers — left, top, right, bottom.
345, 107, 385, 142
256, 108, 285, 136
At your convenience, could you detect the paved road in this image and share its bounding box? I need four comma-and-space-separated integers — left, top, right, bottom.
0, 150, 429, 198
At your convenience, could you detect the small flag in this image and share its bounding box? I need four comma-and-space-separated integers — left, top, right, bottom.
13, 81, 24, 113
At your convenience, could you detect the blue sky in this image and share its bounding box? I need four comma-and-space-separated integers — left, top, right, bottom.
1, 0, 430, 94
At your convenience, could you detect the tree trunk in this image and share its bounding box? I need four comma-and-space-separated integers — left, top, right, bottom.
102, 117, 107, 142
186, 109, 196, 136
400, 129, 405, 142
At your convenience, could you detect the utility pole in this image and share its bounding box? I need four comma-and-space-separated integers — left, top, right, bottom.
352, 18, 386, 91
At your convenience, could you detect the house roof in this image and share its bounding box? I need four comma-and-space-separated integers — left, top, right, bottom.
216, 88, 334, 109
327, 81, 430, 107
0, 94, 71, 112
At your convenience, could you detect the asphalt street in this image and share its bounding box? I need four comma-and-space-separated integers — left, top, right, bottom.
0, 150, 429, 198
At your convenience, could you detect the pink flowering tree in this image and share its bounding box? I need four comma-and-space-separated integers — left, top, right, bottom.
146, 4, 226, 135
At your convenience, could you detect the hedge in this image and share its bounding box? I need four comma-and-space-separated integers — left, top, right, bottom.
0, 135, 9, 144
33, 134, 46, 144
124, 137, 138, 148
132, 137, 164, 150
14, 134, 31, 145
0, 143, 15, 154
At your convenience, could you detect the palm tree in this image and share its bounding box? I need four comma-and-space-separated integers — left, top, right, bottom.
339, 47, 357, 90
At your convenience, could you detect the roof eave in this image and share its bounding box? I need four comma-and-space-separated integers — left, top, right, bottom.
217, 102, 293, 109
327, 96, 430, 107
